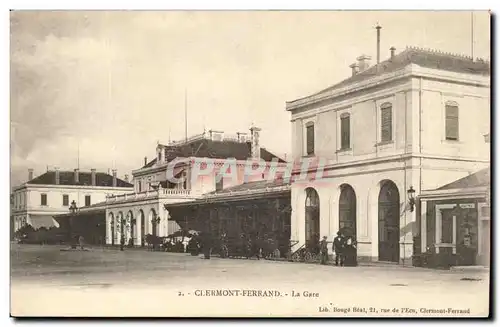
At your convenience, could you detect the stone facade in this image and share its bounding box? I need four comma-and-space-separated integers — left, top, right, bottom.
287, 51, 490, 264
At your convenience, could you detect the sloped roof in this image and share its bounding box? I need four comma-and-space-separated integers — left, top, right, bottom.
165, 179, 291, 210
27, 171, 133, 188
438, 167, 490, 190
142, 139, 286, 168
288, 47, 490, 106
206, 178, 291, 195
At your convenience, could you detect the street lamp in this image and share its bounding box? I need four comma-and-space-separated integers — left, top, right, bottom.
407, 186, 416, 212
119, 216, 128, 251
69, 200, 78, 248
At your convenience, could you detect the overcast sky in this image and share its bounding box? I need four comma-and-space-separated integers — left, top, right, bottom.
10, 10, 490, 186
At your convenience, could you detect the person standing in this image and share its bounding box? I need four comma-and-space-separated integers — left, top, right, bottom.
202, 231, 212, 259
78, 235, 85, 250
319, 236, 329, 265
333, 231, 345, 267
344, 235, 358, 266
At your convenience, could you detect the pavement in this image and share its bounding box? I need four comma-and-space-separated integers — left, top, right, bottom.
10, 244, 490, 317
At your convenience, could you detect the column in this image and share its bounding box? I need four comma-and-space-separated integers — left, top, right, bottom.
452, 215, 457, 254
105, 213, 111, 245
420, 200, 427, 252
435, 209, 441, 254
136, 212, 142, 246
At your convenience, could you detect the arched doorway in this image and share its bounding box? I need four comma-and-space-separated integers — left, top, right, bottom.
378, 180, 400, 262
139, 210, 145, 247
339, 184, 357, 238
109, 212, 115, 245
305, 188, 320, 252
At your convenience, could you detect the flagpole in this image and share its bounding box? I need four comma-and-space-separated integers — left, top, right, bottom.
471, 11, 475, 60
184, 88, 188, 142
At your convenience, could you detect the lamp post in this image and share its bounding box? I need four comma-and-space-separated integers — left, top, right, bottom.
152, 216, 161, 251
110, 219, 115, 246
119, 216, 128, 251
69, 200, 78, 249
407, 186, 416, 212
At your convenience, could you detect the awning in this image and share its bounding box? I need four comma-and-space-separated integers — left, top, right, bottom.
28, 215, 60, 229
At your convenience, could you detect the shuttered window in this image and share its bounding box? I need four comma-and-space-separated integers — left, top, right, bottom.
41, 194, 47, 206
445, 104, 459, 141
340, 114, 350, 150
381, 103, 392, 142
62, 194, 69, 206
306, 124, 315, 155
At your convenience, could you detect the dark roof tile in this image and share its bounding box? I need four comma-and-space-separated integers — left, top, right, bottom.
289, 47, 490, 105
27, 171, 133, 188
437, 167, 490, 190
142, 139, 285, 168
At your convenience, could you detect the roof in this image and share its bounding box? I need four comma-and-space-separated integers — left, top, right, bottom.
142, 139, 286, 168
206, 178, 291, 195
26, 171, 133, 188
438, 167, 491, 190
28, 215, 60, 229
288, 46, 490, 106
165, 179, 291, 210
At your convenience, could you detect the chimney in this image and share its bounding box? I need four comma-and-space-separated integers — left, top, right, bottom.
124, 174, 129, 183
91, 169, 96, 186
74, 168, 80, 184
349, 62, 360, 76
54, 167, 60, 185
390, 46, 396, 59
376, 24, 381, 64
28, 168, 34, 181
250, 126, 262, 159
357, 55, 372, 72
144, 157, 147, 166
112, 169, 117, 187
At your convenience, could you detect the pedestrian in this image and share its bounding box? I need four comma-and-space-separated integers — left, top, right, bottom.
333, 231, 345, 267
78, 235, 85, 250
344, 235, 358, 267
202, 232, 212, 259
320, 236, 328, 265
120, 235, 125, 251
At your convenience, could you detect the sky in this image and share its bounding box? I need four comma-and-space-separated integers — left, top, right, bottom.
10, 10, 490, 186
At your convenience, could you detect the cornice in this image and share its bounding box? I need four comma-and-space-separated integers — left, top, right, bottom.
287, 64, 489, 114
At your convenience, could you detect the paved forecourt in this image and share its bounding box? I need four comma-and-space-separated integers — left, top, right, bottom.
10, 244, 489, 317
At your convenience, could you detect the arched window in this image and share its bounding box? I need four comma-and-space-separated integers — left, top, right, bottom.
305, 187, 320, 249
445, 101, 459, 141
380, 103, 392, 142
305, 188, 319, 208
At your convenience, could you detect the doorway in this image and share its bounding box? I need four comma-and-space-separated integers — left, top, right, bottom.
378, 181, 400, 263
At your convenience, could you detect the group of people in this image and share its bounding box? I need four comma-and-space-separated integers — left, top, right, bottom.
319, 230, 357, 267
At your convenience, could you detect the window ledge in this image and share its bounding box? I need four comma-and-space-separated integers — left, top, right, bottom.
442, 139, 462, 144
336, 148, 352, 154
302, 154, 316, 158
375, 141, 394, 147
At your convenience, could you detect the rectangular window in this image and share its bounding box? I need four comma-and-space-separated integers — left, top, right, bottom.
138, 181, 142, 192
340, 115, 351, 150
445, 104, 459, 141
62, 194, 69, 206
216, 176, 224, 192
381, 106, 392, 142
85, 195, 91, 207
306, 124, 315, 155
41, 193, 47, 206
